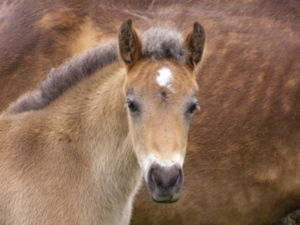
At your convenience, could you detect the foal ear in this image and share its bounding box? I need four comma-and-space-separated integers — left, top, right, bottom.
185, 22, 205, 69
118, 19, 142, 68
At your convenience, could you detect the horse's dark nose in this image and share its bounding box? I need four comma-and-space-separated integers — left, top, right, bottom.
147, 163, 183, 203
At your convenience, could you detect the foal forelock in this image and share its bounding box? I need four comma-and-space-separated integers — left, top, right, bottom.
142, 27, 187, 62
6, 26, 187, 114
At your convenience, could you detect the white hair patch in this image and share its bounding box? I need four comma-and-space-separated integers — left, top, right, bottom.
141, 153, 184, 181
156, 67, 173, 89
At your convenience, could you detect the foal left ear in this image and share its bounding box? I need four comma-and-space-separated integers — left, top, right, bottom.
119, 19, 142, 68
185, 22, 205, 69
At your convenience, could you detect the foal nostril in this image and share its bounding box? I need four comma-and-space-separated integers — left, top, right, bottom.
149, 164, 183, 190
151, 169, 165, 188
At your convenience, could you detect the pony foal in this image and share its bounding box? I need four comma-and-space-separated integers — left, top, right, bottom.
0, 20, 205, 224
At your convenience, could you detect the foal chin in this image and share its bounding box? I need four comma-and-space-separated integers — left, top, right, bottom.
140, 152, 185, 203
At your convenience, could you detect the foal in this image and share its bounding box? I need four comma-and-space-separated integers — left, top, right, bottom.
0, 20, 205, 225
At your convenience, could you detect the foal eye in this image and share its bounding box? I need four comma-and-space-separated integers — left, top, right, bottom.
126, 99, 140, 114
186, 103, 198, 115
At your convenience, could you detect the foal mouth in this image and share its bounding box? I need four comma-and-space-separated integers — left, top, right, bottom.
151, 194, 180, 203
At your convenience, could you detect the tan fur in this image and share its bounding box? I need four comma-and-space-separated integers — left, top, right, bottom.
69, 19, 111, 55
124, 59, 197, 170
0, 21, 201, 224
0, 63, 143, 225
0, 0, 300, 225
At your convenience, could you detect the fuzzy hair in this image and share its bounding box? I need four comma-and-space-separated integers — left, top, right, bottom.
7, 41, 118, 114
142, 27, 187, 62
7, 27, 186, 114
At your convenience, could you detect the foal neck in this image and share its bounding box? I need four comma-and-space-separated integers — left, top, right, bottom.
0, 61, 142, 225
46, 61, 141, 191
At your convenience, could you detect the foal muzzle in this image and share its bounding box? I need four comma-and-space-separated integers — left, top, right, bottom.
147, 163, 183, 203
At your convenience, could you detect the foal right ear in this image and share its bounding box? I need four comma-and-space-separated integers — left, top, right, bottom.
118, 19, 142, 68
184, 22, 205, 69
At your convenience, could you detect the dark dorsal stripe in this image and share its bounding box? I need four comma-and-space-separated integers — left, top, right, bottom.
7, 41, 118, 114
7, 27, 186, 114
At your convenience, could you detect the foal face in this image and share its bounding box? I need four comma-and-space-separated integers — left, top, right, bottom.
119, 19, 205, 202
125, 60, 198, 202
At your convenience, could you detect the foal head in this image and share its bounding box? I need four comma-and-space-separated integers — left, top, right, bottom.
119, 20, 205, 203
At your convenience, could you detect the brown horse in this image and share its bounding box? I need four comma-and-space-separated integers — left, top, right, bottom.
0, 20, 205, 224
0, 0, 300, 225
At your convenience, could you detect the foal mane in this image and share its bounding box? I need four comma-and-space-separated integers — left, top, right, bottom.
6, 27, 187, 114
6, 41, 118, 114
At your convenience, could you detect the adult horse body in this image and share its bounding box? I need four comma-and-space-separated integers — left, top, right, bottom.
0, 0, 300, 225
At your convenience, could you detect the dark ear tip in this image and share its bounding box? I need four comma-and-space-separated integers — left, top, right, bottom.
193, 22, 200, 28
121, 19, 133, 29
193, 22, 204, 34
126, 19, 132, 27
